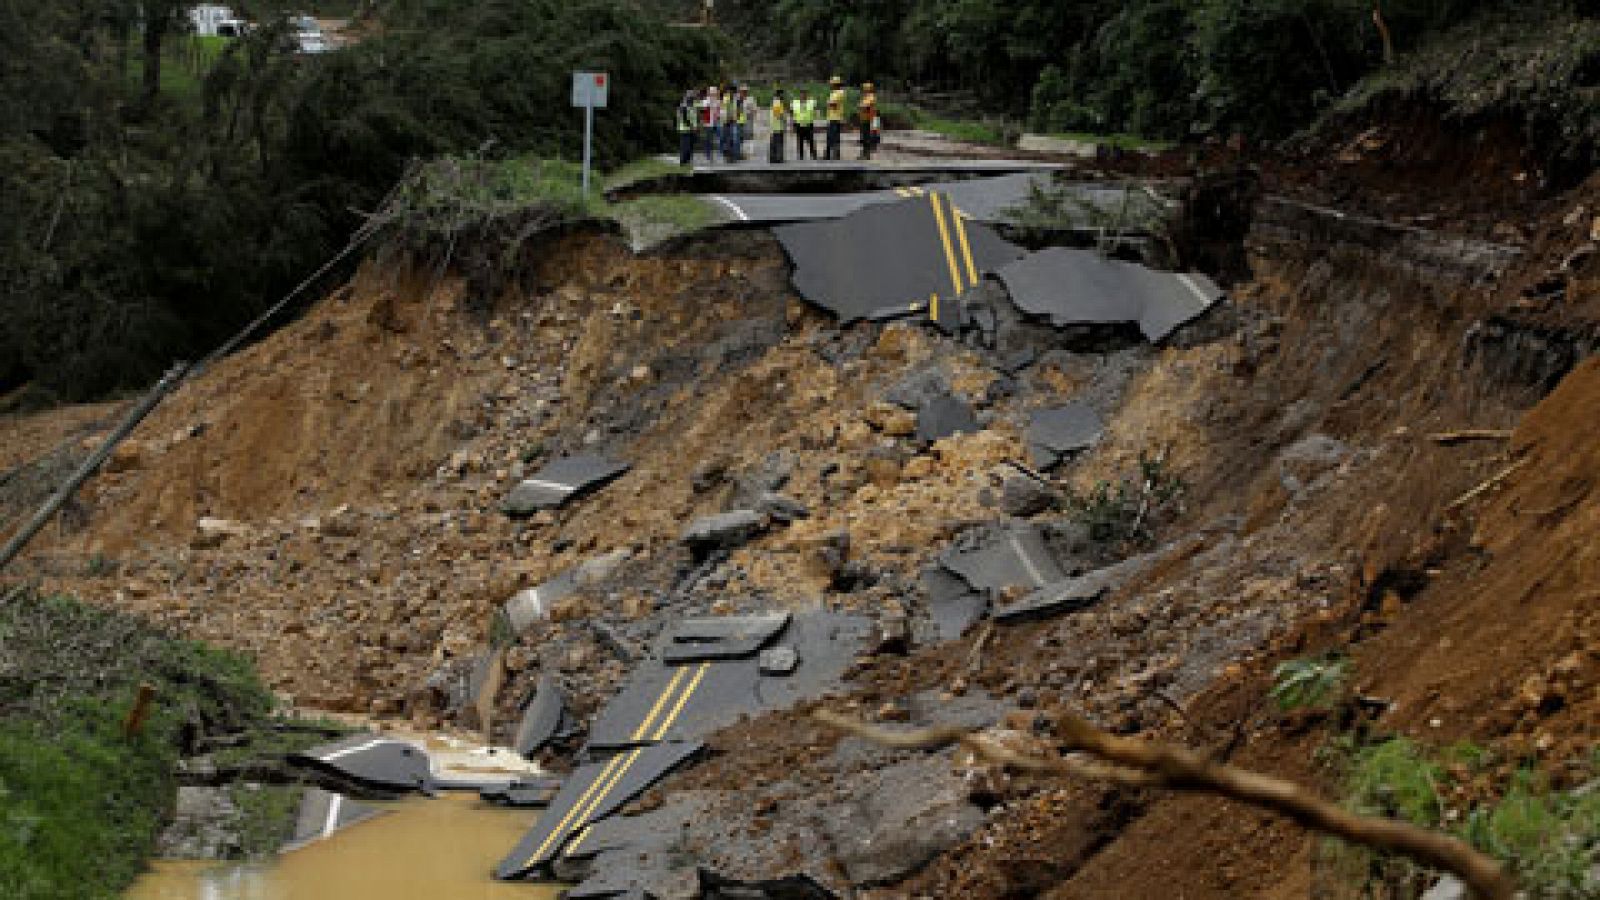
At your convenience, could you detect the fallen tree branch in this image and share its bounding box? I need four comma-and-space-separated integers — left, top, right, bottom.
1446, 458, 1528, 513
1428, 430, 1513, 446
813, 710, 1515, 900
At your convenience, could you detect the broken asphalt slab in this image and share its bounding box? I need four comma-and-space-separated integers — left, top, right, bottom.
919, 565, 988, 641
502, 569, 577, 636
775, 195, 1025, 325
661, 611, 792, 664
494, 740, 704, 879
290, 735, 435, 794
995, 548, 1166, 623
501, 455, 629, 516
513, 674, 571, 758
587, 612, 872, 751
996, 246, 1222, 342
916, 393, 979, 444
1026, 402, 1105, 469
480, 776, 564, 809
281, 788, 385, 852
938, 525, 1067, 595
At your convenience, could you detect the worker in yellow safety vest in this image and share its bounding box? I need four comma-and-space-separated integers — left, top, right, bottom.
768, 89, 789, 163
823, 75, 846, 160
792, 88, 818, 160
858, 81, 879, 160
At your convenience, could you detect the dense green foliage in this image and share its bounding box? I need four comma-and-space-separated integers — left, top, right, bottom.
721, 0, 1595, 144
1334, 736, 1600, 896
0, 0, 719, 404
0, 590, 277, 898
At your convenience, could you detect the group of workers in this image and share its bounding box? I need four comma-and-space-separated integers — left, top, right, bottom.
676, 76, 880, 166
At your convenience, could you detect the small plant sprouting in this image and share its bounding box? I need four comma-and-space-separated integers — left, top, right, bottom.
1270, 654, 1350, 712
1065, 450, 1185, 548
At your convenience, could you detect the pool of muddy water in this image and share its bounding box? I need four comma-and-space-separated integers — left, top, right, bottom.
127, 792, 564, 899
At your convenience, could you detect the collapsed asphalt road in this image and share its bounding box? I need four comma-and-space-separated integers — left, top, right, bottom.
273, 169, 1231, 896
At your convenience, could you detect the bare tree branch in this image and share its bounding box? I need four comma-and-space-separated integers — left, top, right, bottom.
813, 710, 1515, 900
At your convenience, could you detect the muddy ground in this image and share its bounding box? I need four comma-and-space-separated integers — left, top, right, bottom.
3, 112, 1598, 895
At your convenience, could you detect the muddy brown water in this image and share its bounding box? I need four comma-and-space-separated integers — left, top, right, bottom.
126, 793, 565, 899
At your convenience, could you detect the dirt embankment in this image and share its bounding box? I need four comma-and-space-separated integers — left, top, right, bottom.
2, 111, 1596, 896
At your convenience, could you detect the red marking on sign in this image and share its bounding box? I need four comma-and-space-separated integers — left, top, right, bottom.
595, 75, 606, 86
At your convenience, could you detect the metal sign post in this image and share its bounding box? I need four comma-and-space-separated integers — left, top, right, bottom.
571, 71, 609, 198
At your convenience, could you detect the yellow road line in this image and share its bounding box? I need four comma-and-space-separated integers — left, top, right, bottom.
929, 193, 965, 298
558, 662, 712, 859
524, 751, 626, 864
630, 664, 691, 741
652, 662, 710, 741
953, 204, 978, 287
930, 292, 940, 324
523, 664, 694, 866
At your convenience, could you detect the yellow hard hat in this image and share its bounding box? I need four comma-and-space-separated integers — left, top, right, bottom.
829, 75, 843, 86
863, 82, 875, 91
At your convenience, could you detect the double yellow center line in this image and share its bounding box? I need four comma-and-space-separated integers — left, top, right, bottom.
521, 661, 711, 866
929, 191, 979, 304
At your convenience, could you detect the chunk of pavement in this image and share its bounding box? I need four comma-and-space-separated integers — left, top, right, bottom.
289, 735, 434, 794
282, 788, 385, 851
681, 509, 767, 557
831, 755, 987, 887
773, 198, 1026, 324
588, 612, 871, 751
513, 674, 568, 758
939, 525, 1066, 594
916, 393, 979, 444
661, 611, 792, 663
502, 569, 577, 637
759, 644, 800, 676
501, 455, 629, 516
480, 776, 564, 809
1025, 402, 1104, 469
999, 474, 1056, 517
757, 491, 810, 523
995, 246, 1223, 342
993, 551, 1160, 622
493, 741, 704, 878
920, 566, 988, 641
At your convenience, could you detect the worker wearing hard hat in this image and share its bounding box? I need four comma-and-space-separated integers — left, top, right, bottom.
792, 88, 818, 160
768, 89, 790, 163
858, 81, 880, 160
823, 75, 846, 161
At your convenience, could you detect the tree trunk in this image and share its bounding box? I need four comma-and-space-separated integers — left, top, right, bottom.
141, 5, 168, 114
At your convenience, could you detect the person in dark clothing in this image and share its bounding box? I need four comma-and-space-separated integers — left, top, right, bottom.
676, 89, 699, 165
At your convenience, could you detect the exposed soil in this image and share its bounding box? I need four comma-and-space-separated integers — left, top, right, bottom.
3, 106, 1597, 897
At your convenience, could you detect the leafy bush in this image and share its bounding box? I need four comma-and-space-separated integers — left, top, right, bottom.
1270, 655, 1350, 711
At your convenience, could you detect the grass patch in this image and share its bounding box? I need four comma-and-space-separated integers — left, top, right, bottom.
0, 589, 286, 898
605, 158, 689, 192
1328, 736, 1600, 897
386, 154, 720, 255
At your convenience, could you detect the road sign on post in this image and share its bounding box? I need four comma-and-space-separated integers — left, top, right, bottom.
572, 71, 609, 198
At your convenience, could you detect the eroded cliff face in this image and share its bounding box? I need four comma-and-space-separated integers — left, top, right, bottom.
3, 150, 1596, 896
